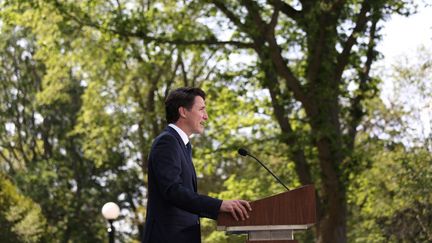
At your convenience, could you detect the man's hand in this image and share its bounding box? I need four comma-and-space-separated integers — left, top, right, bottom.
220, 200, 252, 221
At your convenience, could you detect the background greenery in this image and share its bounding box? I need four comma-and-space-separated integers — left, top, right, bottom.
0, 0, 430, 242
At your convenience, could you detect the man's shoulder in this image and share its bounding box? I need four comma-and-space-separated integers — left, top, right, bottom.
149, 129, 182, 159
154, 128, 175, 141
152, 128, 180, 146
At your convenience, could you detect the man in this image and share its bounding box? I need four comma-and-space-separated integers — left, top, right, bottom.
142, 87, 251, 243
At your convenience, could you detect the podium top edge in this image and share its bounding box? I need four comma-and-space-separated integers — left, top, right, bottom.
217, 224, 315, 232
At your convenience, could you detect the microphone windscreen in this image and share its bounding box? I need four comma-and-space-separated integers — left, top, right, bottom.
238, 148, 249, 156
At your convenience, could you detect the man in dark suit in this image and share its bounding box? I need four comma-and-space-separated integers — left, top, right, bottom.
142, 87, 251, 243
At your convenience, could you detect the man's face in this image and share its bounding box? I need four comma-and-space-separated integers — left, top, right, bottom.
184, 96, 208, 135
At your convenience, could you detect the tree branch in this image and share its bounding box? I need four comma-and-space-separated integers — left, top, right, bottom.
346, 9, 378, 152
178, 54, 189, 86
268, 0, 281, 32
239, 0, 311, 115
268, 0, 302, 21
241, 0, 267, 31
264, 69, 313, 185
51, 0, 254, 48
131, 31, 255, 48
210, 0, 244, 28
335, 0, 371, 81
264, 34, 310, 109
191, 50, 217, 87
0, 149, 16, 175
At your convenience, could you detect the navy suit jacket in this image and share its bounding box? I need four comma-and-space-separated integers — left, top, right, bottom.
142, 126, 222, 243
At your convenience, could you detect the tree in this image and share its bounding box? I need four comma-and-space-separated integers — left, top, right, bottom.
1, 1, 268, 241
194, 3, 415, 242
0, 5, 120, 242
0, 173, 47, 243
1, 0, 423, 242
348, 138, 432, 242
93, 1, 413, 242
377, 45, 432, 150
347, 46, 432, 242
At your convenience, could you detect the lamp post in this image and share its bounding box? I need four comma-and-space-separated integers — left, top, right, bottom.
102, 202, 120, 243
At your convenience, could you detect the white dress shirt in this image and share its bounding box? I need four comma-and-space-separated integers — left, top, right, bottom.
168, 123, 189, 146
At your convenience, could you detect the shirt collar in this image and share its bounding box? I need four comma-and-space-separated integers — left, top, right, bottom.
168, 124, 189, 146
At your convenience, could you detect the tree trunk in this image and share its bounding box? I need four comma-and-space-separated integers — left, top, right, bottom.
318, 196, 347, 243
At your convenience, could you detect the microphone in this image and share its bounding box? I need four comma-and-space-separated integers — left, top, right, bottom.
238, 148, 289, 191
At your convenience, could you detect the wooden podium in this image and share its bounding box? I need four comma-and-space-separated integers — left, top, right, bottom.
217, 185, 316, 243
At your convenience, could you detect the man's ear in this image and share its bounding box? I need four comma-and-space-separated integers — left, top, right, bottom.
178, 106, 187, 118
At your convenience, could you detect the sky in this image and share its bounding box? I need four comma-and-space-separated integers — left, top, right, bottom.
377, 5, 432, 145
378, 6, 432, 62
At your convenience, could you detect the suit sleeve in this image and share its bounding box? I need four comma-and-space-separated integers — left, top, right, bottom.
149, 134, 222, 219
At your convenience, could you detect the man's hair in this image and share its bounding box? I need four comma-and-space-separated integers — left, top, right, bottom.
165, 87, 206, 124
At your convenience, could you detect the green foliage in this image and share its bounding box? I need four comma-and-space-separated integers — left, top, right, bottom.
0, 3, 123, 242
347, 46, 432, 242
348, 141, 432, 242
1, 0, 430, 242
0, 174, 47, 242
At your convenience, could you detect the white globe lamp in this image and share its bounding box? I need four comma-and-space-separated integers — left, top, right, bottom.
101, 202, 120, 243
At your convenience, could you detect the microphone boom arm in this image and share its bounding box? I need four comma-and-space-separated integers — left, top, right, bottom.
247, 153, 290, 191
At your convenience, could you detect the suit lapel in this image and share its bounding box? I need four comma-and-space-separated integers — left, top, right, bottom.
166, 127, 198, 191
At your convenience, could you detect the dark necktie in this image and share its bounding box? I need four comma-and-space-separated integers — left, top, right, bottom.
186, 142, 197, 191
186, 142, 192, 160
